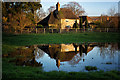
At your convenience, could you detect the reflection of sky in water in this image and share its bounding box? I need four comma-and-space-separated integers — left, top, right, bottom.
36, 45, 120, 72
36, 53, 59, 72
84, 47, 119, 71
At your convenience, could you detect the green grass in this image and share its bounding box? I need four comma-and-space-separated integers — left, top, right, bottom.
2, 58, 120, 80
2, 44, 19, 54
3, 32, 120, 46
2, 32, 120, 80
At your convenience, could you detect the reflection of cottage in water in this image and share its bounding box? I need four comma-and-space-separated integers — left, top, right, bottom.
40, 44, 94, 68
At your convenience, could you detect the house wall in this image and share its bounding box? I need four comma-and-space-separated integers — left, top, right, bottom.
61, 19, 79, 29
49, 24, 57, 27
61, 44, 79, 52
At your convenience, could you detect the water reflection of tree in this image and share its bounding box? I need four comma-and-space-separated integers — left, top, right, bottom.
68, 44, 89, 65
34, 46, 45, 59
5, 46, 42, 67
68, 53, 82, 65
100, 43, 119, 59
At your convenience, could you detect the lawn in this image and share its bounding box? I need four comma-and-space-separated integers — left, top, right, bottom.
2, 32, 120, 80
2, 32, 120, 46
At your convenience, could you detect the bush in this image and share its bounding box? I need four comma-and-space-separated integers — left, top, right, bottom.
85, 66, 97, 71
49, 26, 55, 28
37, 24, 43, 28
73, 21, 79, 28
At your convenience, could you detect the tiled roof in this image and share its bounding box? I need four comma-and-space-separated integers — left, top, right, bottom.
37, 8, 78, 26
60, 8, 78, 19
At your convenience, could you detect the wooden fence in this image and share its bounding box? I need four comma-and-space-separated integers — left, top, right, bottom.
21, 28, 119, 34
3, 28, 119, 34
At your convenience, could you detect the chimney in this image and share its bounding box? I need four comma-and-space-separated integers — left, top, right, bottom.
56, 2, 60, 11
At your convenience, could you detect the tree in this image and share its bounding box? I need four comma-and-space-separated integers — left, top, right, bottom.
73, 20, 79, 28
8, 12, 32, 33
62, 2, 85, 17
36, 8, 46, 22
2, 1, 42, 33
25, 2, 42, 24
80, 17, 83, 28
2, 2, 42, 22
85, 18, 88, 28
107, 7, 118, 29
48, 6, 55, 13
108, 7, 116, 16
109, 15, 119, 29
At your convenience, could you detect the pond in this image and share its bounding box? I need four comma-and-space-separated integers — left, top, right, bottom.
3, 43, 120, 72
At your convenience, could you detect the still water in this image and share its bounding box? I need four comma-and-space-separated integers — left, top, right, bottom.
4, 43, 120, 72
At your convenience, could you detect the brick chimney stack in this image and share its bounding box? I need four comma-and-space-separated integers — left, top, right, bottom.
56, 2, 60, 11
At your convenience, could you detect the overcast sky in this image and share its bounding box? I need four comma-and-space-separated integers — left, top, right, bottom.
41, 0, 119, 16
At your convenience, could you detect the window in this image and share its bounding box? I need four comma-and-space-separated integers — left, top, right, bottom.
66, 25, 71, 28
66, 20, 69, 22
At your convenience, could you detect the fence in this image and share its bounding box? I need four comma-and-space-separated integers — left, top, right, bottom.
21, 28, 119, 34
3, 28, 119, 34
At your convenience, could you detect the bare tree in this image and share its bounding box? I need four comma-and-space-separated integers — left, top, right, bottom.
108, 7, 116, 16
62, 2, 85, 17
34, 8, 46, 23
107, 7, 118, 29
47, 6, 55, 14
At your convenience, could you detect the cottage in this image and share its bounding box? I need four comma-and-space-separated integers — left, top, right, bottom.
37, 2, 79, 29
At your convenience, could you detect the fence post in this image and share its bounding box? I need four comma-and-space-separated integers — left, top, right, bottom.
28, 28, 29, 34
52, 28, 53, 33
76, 28, 77, 32
107, 28, 108, 32
36, 28, 37, 33
80, 28, 81, 32
100, 29, 101, 32
21, 30, 22, 34
44, 28, 45, 34
60, 29, 61, 33
68, 29, 69, 32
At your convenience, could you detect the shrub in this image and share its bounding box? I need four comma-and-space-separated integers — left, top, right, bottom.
37, 24, 43, 28
85, 66, 97, 71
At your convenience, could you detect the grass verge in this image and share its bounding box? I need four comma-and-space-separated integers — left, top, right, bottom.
2, 32, 120, 46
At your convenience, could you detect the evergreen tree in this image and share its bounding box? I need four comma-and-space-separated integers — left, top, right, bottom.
2, 2, 42, 33
80, 17, 83, 28
73, 20, 79, 28
2, 2, 42, 23
85, 17, 88, 28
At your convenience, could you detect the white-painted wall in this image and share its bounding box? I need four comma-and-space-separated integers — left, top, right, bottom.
61, 19, 79, 29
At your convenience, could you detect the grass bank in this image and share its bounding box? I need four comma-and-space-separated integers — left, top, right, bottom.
3, 32, 120, 46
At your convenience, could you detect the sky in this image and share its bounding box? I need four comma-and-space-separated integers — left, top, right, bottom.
41, 0, 119, 16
